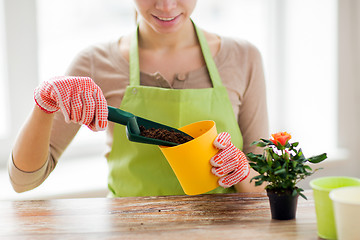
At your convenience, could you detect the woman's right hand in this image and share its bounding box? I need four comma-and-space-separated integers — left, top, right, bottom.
34, 76, 108, 131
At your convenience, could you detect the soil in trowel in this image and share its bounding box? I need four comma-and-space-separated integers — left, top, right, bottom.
139, 126, 193, 144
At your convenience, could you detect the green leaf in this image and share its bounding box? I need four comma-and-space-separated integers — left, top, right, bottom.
257, 142, 269, 147
299, 192, 307, 200
308, 153, 327, 163
251, 175, 263, 180
274, 169, 286, 175
261, 139, 274, 144
246, 153, 264, 162
304, 165, 312, 171
292, 161, 298, 168
272, 152, 281, 161
250, 140, 271, 147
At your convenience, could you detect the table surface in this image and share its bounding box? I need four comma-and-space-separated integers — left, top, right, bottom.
0, 191, 319, 240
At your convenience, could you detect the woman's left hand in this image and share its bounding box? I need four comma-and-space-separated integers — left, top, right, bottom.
210, 132, 250, 188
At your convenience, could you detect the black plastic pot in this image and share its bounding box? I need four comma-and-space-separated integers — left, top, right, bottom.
266, 189, 299, 220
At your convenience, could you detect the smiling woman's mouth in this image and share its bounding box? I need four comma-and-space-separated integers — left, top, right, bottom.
156, 16, 176, 21
153, 14, 180, 22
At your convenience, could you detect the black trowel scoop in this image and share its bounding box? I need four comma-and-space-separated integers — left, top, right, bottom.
107, 106, 193, 147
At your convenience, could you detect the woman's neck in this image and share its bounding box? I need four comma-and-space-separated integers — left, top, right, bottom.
138, 19, 197, 51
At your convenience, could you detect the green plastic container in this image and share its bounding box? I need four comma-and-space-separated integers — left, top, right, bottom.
310, 176, 360, 240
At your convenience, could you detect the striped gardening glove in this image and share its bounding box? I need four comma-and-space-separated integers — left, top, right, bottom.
210, 132, 250, 188
34, 76, 108, 131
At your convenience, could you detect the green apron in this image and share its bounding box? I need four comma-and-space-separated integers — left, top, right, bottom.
107, 23, 243, 197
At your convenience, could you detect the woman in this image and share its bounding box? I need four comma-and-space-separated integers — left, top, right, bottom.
9, 0, 268, 197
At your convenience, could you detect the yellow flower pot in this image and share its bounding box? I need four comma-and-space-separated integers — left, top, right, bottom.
159, 120, 220, 195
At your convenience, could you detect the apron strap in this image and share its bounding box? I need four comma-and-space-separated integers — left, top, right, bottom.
193, 23, 223, 88
129, 22, 222, 88
129, 27, 140, 86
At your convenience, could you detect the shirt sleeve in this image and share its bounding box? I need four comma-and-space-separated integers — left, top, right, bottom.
237, 42, 269, 154
8, 153, 54, 193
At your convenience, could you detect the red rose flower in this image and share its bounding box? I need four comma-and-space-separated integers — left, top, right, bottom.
271, 132, 292, 146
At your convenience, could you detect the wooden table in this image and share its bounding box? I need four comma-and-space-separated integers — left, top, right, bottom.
0, 191, 319, 239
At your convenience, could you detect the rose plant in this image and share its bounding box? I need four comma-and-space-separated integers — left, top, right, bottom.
247, 132, 327, 199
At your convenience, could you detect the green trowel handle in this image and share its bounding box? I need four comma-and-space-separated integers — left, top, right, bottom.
107, 106, 140, 134
108, 106, 133, 125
